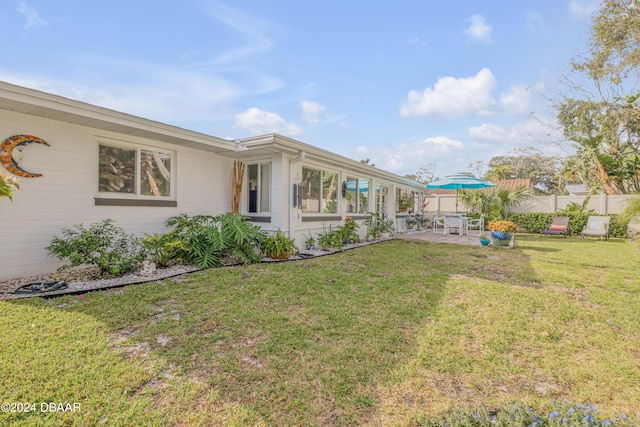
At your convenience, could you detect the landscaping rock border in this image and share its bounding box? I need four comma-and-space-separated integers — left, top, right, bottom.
0, 238, 394, 300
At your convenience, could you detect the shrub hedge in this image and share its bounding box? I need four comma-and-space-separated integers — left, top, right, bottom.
508, 212, 628, 238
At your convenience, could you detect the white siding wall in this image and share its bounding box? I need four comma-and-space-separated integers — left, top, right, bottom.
0, 110, 231, 281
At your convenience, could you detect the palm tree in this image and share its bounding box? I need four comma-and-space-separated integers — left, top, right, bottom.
493, 187, 531, 220
458, 188, 493, 216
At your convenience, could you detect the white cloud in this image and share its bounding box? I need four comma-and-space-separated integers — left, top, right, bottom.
353, 146, 368, 157
400, 68, 497, 118
374, 136, 465, 173
525, 10, 545, 31
18, 2, 46, 29
235, 107, 303, 136
408, 37, 428, 47
465, 15, 492, 44
0, 64, 247, 128
569, 0, 598, 18
468, 119, 561, 145
339, 121, 352, 132
300, 100, 327, 123
469, 123, 525, 144
401, 69, 537, 119
203, 3, 276, 65
498, 85, 531, 115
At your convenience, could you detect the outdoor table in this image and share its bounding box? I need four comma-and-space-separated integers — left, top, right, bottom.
444, 214, 468, 235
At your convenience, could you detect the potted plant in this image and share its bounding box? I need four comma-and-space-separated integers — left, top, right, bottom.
398, 193, 414, 212
261, 229, 298, 260
479, 234, 491, 246
379, 219, 395, 239
487, 220, 518, 246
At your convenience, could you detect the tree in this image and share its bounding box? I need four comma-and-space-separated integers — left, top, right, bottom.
359, 159, 375, 167
555, 0, 640, 194
406, 164, 436, 184
483, 147, 563, 194
467, 161, 487, 179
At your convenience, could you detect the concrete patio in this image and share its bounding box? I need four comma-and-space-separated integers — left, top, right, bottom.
394, 230, 483, 246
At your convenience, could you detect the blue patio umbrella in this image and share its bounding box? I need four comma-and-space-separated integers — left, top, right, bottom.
426, 174, 495, 213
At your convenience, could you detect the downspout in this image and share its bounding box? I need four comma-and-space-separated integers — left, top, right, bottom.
288, 150, 306, 238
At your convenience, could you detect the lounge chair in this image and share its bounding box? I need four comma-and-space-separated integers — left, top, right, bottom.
540, 216, 569, 237
581, 216, 610, 240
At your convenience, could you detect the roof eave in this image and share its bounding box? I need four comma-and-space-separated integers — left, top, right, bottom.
235, 134, 425, 190
0, 81, 236, 153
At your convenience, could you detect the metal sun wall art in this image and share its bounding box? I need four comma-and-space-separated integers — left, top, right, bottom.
0, 134, 50, 177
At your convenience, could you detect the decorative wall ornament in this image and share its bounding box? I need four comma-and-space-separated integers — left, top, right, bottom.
0, 134, 50, 177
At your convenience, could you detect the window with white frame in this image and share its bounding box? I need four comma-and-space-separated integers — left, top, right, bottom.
98, 143, 174, 198
302, 167, 338, 213
345, 177, 370, 214
247, 162, 271, 213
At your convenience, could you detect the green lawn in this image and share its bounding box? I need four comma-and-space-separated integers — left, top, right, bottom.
1, 235, 638, 426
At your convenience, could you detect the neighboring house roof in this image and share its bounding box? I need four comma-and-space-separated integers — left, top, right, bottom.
0, 81, 236, 153
564, 183, 589, 195
492, 179, 532, 190
426, 188, 456, 195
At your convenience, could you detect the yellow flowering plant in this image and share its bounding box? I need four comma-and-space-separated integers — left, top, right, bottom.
487, 220, 518, 233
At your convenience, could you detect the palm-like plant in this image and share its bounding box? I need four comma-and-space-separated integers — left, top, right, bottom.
620, 194, 640, 225
460, 186, 531, 220
459, 188, 494, 216
493, 187, 531, 220
0, 170, 20, 200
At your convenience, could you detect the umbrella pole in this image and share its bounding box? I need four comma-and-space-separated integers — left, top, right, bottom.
455, 187, 459, 213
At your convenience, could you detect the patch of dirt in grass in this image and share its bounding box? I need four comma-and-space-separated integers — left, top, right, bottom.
547, 285, 604, 308
108, 326, 143, 346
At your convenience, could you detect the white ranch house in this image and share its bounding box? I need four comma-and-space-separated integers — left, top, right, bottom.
0, 81, 425, 281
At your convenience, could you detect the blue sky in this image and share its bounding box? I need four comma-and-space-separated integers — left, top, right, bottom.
1, 0, 598, 179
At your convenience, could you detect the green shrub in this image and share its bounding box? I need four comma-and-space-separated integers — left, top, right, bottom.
509, 212, 628, 238
216, 212, 266, 264
335, 216, 360, 243
165, 213, 265, 268
317, 231, 344, 251
141, 232, 187, 267
46, 219, 146, 276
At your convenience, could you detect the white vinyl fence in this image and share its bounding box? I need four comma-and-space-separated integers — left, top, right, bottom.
425, 194, 639, 235
425, 194, 634, 215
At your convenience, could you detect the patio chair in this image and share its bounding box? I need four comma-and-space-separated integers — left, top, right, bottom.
443, 215, 463, 235
540, 216, 569, 237
432, 216, 445, 233
465, 214, 485, 236
581, 216, 610, 240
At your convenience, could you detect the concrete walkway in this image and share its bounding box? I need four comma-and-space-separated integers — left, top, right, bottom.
393, 230, 482, 246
